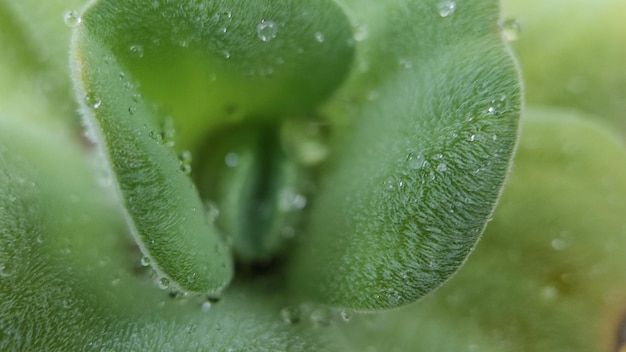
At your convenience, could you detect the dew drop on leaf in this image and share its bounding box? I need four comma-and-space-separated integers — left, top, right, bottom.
224, 152, 239, 168
128, 44, 144, 58
85, 93, 101, 109
158, 277, 170, 290
63, 11, 82, 27
310, 308, 332, 327
541, 285, 558, 301
551, 238, 567, 251
201, 301, 212, 312
437, 1, 456, 17
0, 263, 15, 278
278, 188, 307, 212
407, 153, 426, 170
340, 309, 353, 322
501, 18, 522, 42
353, 24, 369, 42
204, 200, 220, 222
314, 32, 325, 43
140, 256, 151, 267
180, 163, 192, 175
178, 150, 192, 164
256, 19, 278, 42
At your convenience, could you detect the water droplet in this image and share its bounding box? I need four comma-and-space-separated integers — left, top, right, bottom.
222, 50, 231, 59
407, 153, 426, 169
128, 45, 144, 58
63, 11, 82, 27
278, 188, 307, 212
314, 32, 325, 43
399, 59, 413, 69
224, 152, 239, 167
221, 9, 232, 19
486, 94, 509, 116
161, 118, 176, 147
469, 134, 476, 142
257, 19, 278, 42
128, 107, 137, 115
551, 238, 567, 251
204, 200, 220, 222
158, 277, 170, 290
354, 24, 369, 42
386, 289, 401, 305
437, 1, 456, 17
179, 150, 192, 164
0, 264, 15, 278
149, 130, 163, 144
85, 93, 101, 109
501, 18, 522, 42
201, 301, 212, 312
474, 83, 489, 95
310, 308, 332, 327
541, 285, 558, 301
340, 309, 353, 322
140, 256, 151, 267
280, 307, 301, 324
437, 163, 448, 172
181, 163, 192, 175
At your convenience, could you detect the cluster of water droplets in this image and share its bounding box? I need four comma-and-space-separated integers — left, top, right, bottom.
178, 150, 193, 175
278, 188, 307, 213
279, 304, 355, 327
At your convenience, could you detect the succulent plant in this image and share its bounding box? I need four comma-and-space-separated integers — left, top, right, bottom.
1, 0, 624, 351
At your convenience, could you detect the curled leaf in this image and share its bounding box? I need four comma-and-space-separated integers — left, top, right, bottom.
288, 0, 522, 310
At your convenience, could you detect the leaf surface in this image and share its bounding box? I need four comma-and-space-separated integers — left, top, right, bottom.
288, 0, 522, 309
333, 109, 626, 351
0, 118, 328, 352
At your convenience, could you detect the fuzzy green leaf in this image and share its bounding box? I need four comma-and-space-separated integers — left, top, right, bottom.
287, 0, 521, 309
71, 36, 234, 294
0, 118, 329, 351
74, 0, 354, 149
334, 109, 626, 351
70, 0, 355, 295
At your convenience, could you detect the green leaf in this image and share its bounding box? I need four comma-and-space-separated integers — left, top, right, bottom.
503, 0, 626, 133
0, 1, 81, 126
72, 37, 234, 295
334, 109, 626, 351
70, 0, 355, 294
74, 0, 354, 149
0, 118, 328, 352
287, 0, 521, 310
